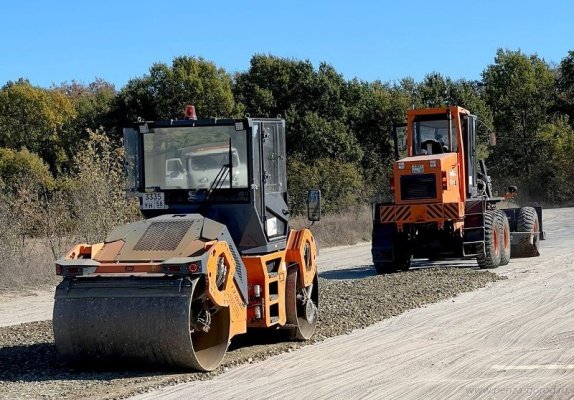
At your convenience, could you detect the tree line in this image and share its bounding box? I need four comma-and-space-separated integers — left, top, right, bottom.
1, 48, 574, 218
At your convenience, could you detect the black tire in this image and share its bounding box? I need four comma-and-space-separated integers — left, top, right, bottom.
285, 266, 318, 340
374, 252, 412, 274
515, 207, 540, 257
477, 210, 501, 269
396, 248, 413, 272
374, 262, 394, 274
372, 224, 412, 274
496, 210, 511, 266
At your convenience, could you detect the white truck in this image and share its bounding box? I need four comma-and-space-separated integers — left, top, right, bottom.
165, 143, 244, 189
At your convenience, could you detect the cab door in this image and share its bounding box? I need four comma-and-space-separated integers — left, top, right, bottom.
261, 121, 289, 240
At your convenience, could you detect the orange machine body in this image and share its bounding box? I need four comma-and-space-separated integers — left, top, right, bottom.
382, 106, 471, 233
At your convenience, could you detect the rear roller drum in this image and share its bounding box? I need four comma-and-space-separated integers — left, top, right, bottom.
285, 266, 318, 340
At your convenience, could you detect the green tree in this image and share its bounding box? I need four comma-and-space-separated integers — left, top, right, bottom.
482, 49, 555, 188
287, 111, 362, 163
234, 55, 316, 118
344, 80, 410, 200
54, 79, 117, 167
0, 79, 77, 171
117, 56, 239, 122
0, 147, 54, 194
0, 147, 54, 236
287, 157, 364, 215
556, 50, 574, 125
531, 118, 574, 204
57, 79, 116, 131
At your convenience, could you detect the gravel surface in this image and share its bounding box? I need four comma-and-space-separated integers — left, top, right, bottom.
0, 268, 502, 400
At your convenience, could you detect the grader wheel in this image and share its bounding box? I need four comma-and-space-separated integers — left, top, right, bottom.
495, 210, 511, 266
477, 210, 501, 269
514, 207, 541, 257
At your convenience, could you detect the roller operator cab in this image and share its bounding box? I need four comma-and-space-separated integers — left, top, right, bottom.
53, 110, 321, 371
372, 106, 544, 274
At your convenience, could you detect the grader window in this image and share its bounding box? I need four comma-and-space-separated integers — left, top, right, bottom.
413, 118, 458, 155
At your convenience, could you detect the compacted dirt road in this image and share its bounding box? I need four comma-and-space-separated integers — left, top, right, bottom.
0, 290, 54, 328
132, 207, 574, 400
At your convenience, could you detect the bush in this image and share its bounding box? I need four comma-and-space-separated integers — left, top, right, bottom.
288, 157, 365, 216
0, 147, 54, 193
54, 129, 140, 245
0, 131, 140, 289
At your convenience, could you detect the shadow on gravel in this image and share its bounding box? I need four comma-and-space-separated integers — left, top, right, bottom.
320, 260, 479, 280
319, 265, 376, 280
0, 328, 299, 383
411, 259, 480, 271
0, 342, 173, 382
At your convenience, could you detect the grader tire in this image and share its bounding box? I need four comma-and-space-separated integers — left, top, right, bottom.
477, 210, 501, 269
496, 210, 511, 266
515, 207, 540, 257
374, 262, 394, 275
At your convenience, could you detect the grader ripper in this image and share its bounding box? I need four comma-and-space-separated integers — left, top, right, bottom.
372, 106, 544, 274
53, 108, 320, 371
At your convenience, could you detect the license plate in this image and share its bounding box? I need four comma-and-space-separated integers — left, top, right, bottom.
142, 192, 165, 210
411, 164, 424, 174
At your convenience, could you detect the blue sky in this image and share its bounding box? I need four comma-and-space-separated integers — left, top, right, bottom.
1, 0, 572, 89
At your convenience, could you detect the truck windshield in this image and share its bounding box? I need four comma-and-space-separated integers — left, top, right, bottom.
413, 119, 458, 155
142, 125, 248, 190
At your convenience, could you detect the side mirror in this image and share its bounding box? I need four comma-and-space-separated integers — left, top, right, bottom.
307, 189, 321, 222
488, 132, 497, 146
507, 185, 517, 194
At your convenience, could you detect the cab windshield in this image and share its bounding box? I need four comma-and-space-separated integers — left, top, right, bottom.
142, 125, 248, 190
413, 118, 458, 155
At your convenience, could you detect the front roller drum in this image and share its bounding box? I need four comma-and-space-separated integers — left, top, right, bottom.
53, 277, 231, 371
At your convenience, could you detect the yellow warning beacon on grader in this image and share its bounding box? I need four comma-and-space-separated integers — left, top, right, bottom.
53, 106, 321, 371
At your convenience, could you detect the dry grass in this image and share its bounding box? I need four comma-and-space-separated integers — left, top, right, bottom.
291, 205, 372, 248
0, 197, 61, 290
0, 131, 139, 291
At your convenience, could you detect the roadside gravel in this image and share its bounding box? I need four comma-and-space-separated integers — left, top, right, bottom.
0, 268, 502, 400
